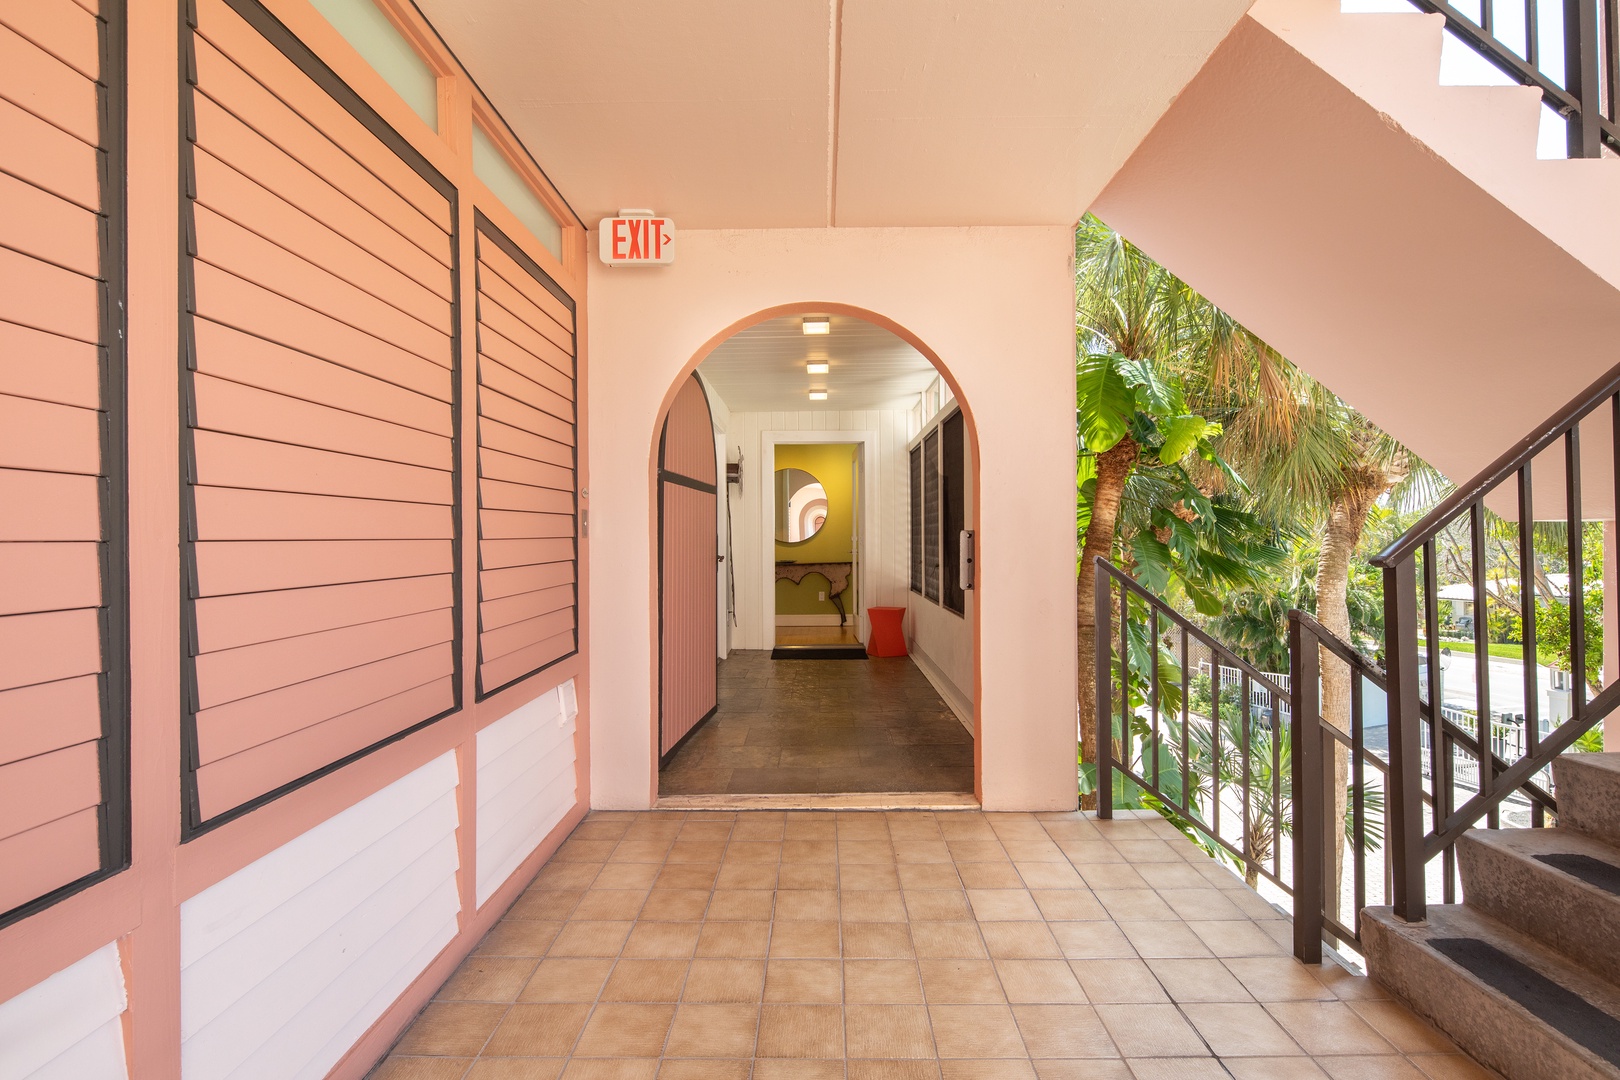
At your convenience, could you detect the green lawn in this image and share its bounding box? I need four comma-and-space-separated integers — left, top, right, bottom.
1418, 638, 1524, 661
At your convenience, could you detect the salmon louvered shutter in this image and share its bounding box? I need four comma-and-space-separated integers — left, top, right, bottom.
0, 0, 125, 921
181, 0, 459, 828
473, 215, 579, 698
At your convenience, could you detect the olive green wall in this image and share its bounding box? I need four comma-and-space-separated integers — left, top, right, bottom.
774, 443, 858, 616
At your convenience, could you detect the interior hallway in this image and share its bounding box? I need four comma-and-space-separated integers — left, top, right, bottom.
659, 653, 974, 797
371, 809, 1491, 1080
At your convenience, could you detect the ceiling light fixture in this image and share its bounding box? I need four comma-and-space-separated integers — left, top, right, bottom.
802, 317, 830, 335
809, 390, 828, 401
806, 362, 829, 374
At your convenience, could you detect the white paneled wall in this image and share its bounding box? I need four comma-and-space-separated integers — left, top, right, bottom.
0, 942, 128, 1080
178, 754, 461, 1080
476, 680, 578, 906
726, 410, 911, 650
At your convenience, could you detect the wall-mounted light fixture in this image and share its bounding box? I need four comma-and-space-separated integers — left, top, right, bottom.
808, 390, 828, 401
802, 317, 830, 335
806, 362, 829, 374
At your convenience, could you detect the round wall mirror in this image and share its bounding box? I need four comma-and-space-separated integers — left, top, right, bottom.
775, 468, 828, 544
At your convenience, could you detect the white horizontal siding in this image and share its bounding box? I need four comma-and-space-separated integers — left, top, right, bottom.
179, 753, 460, 1080
476, 681, 578, 906
0, 942, 127, 1080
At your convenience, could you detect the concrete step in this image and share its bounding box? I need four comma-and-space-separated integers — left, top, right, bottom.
1458, 827, 1620, 982
1364, 904, 1620, 1080
1557, 753, 1620, 848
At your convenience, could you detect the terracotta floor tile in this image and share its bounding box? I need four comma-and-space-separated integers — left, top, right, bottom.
1118, 921, 1211, 960
764, 958, 845, 1003
653, 864, 720, 891
1223, 957, 1338, 1002
845, 958, 926, 1003
848, 1060, 941, 1080
676, 822, 734, 842
756, 1003, 845, 1057
520, 958, 616, 1003
558, 1059, 660, 1080
482, 1003, 591, 1056
556, 840, 616, 863
775, 890, 840, 920
1186, 920, 1288, 959
783, 839, 838, 862
572, 1003, 676, 1057
478, 921, 565, 958
610, 841, 675, 864
663, 1002, 761, 1057
843, 921, 916, 958
842, 889, 909, 922
599, 959, 689, 1002
1014, 1003, 1124, 1059
438, 957, 540, 1002
753, 1059, 844, 1080
1347, 1001, 1458, 1055
1265, 1001, 1399, 1057
968, 889, 1043, 922
1316, 1056, 1428, 1080
733, 817, 787, 840
1223, 1059, 1331, 1080
621, 922, 702, 959
666, 840, 728, 864
1015, 862, 1085, 889
572, 890, 650, 922
918, 958, 1006, 1004
841, 863, 904, 889
716, 863, 780, 890
1067, 959, 1166, 1004
707, 889, 776, 921
928, 1005, 1027, 1059
1076, 864, 1150, 891
994, 959, 1087, 1003
1407, 1054, 1498, 1079
372, 1056, 475, 1080
893, 840, 953, 863
948, 841, 1012, 863
978, 921, 1063, 959
846, 1003, 937, 1058
1092, 890, 1176, 922
464, 1059, 566, 1080
1029, 1061, 1133, 1080
395, 1002, 509, 1056
595, 864, 662, 890
511, 891, 583, 920
1133, 862, 1213, 891
784, 818, 838, 842
769, 919, 842, 958
1119, 1060, 1228, 1079
938, 1061, 1038, 1080
1091, 1002, 1207, 1058
726, 841, 784, 863
1140, 958, 1248, 1003
682, 957, 766, 1002
957, 863, 1026, 890
548, 922, 633, 958
899, 863, 967, 890
658, 1062, 749, 1080
911, 921, 990, 958
1047, 921, 1133, 960
779, 863, 840, 890
1181, 1002, 1304, 1058
1028, 890, 1106, 922
696, 919, 772, 957
639, 889, 710, 922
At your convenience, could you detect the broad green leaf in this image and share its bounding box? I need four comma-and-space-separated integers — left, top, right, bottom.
1076, 353, 1132, 452
1158, 414, 1211, 465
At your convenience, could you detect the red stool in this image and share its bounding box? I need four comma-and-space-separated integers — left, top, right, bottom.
866, 606, 908, 657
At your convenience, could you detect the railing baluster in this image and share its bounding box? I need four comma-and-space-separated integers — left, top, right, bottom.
1212, 647, 1223, 848
1442, 729, 1458, 904
1240, 671, 1253, 875
1385, 557, 1428, 922
1567, 0, 1604, 155
1527, 0, 1541, 66
1290, 614, 1324, 964
1470, 504, 1497, 828
1567, 426, 1587, 720
1519, 464, 1539, 760
1094, 561, 1113, 820
1352, 670, 1368, 940
1271, 690, 1282, 884
1150, 607, 1161, 793
1181, 625, 1191, 812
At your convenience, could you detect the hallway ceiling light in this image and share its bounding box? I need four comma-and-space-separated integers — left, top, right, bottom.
802, 317, 830, 335
806, 362, 829, 374
809, 390, 828, 400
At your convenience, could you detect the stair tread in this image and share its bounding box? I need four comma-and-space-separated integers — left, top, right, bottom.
1368, 904, 1620, 1073
1463, 825, 1620, 890
1557, 752, 1620, 847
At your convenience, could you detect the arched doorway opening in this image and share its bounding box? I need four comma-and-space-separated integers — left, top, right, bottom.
652, 306, 981, 802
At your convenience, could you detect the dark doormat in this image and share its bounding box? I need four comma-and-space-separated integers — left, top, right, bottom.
770, 645, 869, 660
1430, 937, 1620, 1064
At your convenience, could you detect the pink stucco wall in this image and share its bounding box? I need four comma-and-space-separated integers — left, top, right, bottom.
586, 226, 1079, 811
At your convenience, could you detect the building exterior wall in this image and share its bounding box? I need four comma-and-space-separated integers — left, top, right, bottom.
0, 2, 590, 1076
588, 226, 1078, 812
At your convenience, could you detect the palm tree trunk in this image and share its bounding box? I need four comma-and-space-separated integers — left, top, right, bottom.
1078, 438, 1137, 811
1315, 486, 1377, 925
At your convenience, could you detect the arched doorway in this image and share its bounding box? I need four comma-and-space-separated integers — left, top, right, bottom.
652, 307, 982, 802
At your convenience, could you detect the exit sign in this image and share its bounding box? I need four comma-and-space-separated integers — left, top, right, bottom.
599, 214, 674, 266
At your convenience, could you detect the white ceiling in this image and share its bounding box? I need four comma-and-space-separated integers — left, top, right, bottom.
413, 0, 1256, 229
697, 314, 937, 412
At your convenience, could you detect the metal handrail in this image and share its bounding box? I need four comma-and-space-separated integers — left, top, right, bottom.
1403, 0, 1618, 159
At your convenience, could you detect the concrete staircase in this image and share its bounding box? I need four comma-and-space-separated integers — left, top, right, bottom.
1363, 752, 1620, 1079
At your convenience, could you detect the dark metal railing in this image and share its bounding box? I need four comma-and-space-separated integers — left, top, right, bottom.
1095, 563, 1295, 898
1371, 358, 1620, 922
1407, 0, 1619, 157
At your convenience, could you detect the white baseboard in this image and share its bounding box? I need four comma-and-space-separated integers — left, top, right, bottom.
908, 643, 975, 736
775, 614, 844, 626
